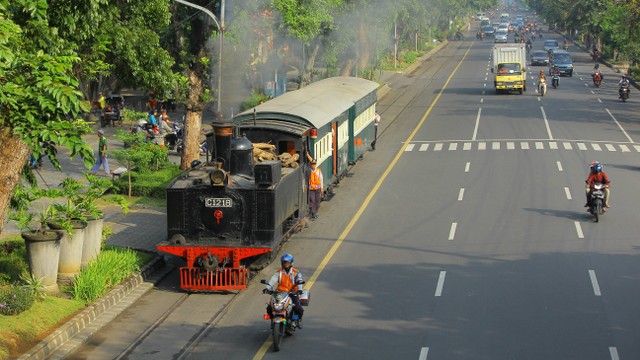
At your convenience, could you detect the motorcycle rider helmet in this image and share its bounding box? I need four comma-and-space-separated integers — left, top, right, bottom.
594, 63, 600, 69
590, 161, 602, 173
281, 253, 294, 268
539, 70, 545, 75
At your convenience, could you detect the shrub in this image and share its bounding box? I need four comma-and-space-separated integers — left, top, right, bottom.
628, 66, 640, 81
401, 51, 419, 64
112, 163, 182, 198
72, 248, 140, 304
241, 90, 271, 111
0, 284, 35, 315
0, 240, 28, 286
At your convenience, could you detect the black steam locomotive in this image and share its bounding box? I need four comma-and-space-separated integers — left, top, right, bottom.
157, 77, 379, 291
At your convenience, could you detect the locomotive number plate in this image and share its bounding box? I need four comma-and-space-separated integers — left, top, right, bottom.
204, 198, 232, 207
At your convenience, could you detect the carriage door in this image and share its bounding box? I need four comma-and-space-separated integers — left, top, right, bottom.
332, 122, 338, 176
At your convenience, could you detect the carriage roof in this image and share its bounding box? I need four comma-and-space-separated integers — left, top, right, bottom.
233, 76, 378, 132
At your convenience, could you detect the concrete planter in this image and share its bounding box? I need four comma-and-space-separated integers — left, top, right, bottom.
50, 220, 87, 283
21, 231, 63, 292
82, 216, 104, 267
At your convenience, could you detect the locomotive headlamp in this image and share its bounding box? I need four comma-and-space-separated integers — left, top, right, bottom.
310, 129, 317, 139
210, 168, 227, 186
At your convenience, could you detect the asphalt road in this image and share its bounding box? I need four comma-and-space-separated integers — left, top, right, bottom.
68, 26, 640, 360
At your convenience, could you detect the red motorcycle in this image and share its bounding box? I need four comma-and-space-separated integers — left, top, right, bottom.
592, 72, 603, 87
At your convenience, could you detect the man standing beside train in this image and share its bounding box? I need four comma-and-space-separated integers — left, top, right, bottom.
308, 158, 323, 220
372, 111, 381, 150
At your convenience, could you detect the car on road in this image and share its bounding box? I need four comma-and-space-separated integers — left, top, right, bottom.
483, 26, 495, 37
530, 50, 550, 66
543, 39, 559, 52
549, 50, 574, 76
495, 29, 508, 43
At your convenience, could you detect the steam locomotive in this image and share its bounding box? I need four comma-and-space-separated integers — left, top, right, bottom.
157, 77, 379, 291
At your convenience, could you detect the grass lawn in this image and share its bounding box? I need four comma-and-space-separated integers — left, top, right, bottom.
0, 296, 85, 359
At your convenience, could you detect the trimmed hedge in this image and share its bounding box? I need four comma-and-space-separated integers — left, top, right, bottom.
112, 164, 183, 198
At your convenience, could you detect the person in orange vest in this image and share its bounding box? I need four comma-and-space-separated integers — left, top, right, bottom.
308, 158, 323, 220
264, 253, 305, 327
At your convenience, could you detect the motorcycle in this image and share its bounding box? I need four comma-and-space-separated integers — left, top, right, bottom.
261, 279, 309, 352
551, 74, 560, 89
165, 122, 182, 151
562, 42, 569, 50
619, 85, 630, 102
592, 72, 603, 87
538, 78, 547, 96
526, 43, 532, 52
588, 183, 606, 222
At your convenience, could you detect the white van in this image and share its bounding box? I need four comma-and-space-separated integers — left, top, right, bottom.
500, 13, 510, 19
476, 12, 486, 20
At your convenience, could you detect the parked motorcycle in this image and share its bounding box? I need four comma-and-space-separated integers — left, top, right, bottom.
551, 74, 560, 89
592, 72, 603, 87
260, 279, 310, 352
538, 79, 547, 96
619, 85, 630, 102
588, 183, 606, 222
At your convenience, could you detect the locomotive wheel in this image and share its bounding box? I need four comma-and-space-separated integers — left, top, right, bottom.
170, 234, 186, 245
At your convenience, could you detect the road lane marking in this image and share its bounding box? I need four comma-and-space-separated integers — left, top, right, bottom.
472, 108, 482, 140
549, 142, 558, 149
507, 142, 515, 149
521, 142, 530, 149
563, 142, 572, 150
609, 347, 619, 360
247, 42, 481, 360
575, 221, 584, 238
419, 347, 429, 360
540, 107, 554, 139
434, 271, 447, 296
592, 143, 602, 151
448, 143, 458, 151
465, 162, 470, 172
598, 98, 602, 103
405, 144, 416, 152
557, 161, 563, 171
564, 187, 572, 200
605, 144, 616, 151
590, 90, 595, 95
635, 145, 640, 152
448, 222, 457, 240
478, 142, 486, 150
588, 270, 601, 296
419, 144, 430, 151
492, 142, 500, 150
606, 108, 634, 142
463, 142, 472, 150
458, 188, 465, 201
620, 144, 630, 152
578, 143, 587, 150
535, 142, 544, 149
434, 143, 443, 151
480, 98, 484, 103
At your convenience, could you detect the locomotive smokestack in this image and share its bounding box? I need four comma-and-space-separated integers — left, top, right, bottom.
212, 122, 234, 172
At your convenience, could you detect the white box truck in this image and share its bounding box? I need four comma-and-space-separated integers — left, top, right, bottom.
491, 43, 527, 94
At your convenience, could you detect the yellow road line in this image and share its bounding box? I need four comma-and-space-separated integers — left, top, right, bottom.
252, 43, 473, 360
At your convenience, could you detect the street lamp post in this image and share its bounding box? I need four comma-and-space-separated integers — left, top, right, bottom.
173, 0, 224, 114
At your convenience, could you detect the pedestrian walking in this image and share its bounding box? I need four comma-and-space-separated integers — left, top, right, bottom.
91, 129, 110, 176
308, 158, 323, 220
372, 111, 381, 150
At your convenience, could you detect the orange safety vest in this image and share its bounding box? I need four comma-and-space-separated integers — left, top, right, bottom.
276, 268, 300, 292
309, 168, 322, 190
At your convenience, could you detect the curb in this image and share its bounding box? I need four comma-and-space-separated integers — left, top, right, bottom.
377, 40, 449, 100
17, 256, 165, 360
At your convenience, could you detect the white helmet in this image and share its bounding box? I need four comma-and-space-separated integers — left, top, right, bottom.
138, 120, 147, 127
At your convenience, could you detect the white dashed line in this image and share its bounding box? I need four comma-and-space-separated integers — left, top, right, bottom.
557, 161, 563, 172
535, 142, 544, 149
448, 222, 457, 240
575, 221, 584, 239
419, 144, 430, 151
635, 145, 640, 152
588, 270, 601, 296
521, 142, 530, 150
434, 143, 443, 151
549, 142, 558, 149
578, 143, 587, 150
605, 144, 616, 152
620, 144, 630, 152
592, 143, 602, 151
609, 347, 619, 360
458, 188, 465, 201
564, 187, 572, 200
434, 271, 447, 296
506, 142, 515, 149
463, 142, 472, 150
478, 142, 486, 150
419, 347, 429, 360
598, 98, 602, 103
405, 144, 415, 152
448, 143, 458, 151
464, 162, 470, 172
492, 142, 500, 150
472, 108, 481, 141
563, 142, 572, 150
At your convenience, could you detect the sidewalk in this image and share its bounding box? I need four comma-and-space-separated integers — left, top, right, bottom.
9, 40, 451, 360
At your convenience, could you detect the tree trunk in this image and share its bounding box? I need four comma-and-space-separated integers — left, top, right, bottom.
0, 128, 30, 235
180, 69, 205, 170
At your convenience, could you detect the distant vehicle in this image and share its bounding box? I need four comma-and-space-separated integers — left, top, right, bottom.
476, 12, 486, 20
495, 29, 508, 43
543, 39, 559, 52
483, 26, 495, 37
101, 95, 125, 127
549, 50, 574, 76
530, 50, 550, 66
498, 23, 509, 31
500, 13, 510, 18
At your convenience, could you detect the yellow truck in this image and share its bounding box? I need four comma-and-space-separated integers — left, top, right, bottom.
491, 43, 527, 94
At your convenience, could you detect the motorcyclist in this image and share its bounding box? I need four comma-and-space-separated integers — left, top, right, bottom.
265, 253, 305, 327
592, 63, 603, 83
537, 70, 547, 92
562, 40, 569, 50
526, 39, 532, 51
585, 161, 611, 209
619, 74, 630, 88
550, 65, 561, 86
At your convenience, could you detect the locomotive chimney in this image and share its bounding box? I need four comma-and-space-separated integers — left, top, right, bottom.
212, 121, 234, 172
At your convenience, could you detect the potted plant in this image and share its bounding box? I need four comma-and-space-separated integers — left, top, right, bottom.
9, 185, 67, 292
